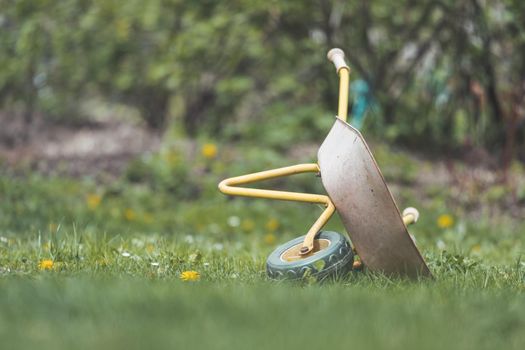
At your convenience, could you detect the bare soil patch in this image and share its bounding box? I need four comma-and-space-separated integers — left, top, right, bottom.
0, 113, 161, 179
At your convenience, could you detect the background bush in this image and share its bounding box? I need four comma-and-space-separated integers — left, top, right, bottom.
1, 0, 524, 162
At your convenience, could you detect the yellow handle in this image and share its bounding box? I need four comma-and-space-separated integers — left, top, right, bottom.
402, 207, 420, 226
327, 48, 349, 72
327, 48, 350, 122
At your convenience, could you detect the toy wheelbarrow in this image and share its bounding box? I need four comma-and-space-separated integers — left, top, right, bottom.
219, 49, 431, 280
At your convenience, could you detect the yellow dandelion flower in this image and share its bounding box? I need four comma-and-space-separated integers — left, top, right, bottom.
265, 218, 280, 232
264, 233, 276, 245
180, 270, 200, 281
241, 219, 255, 232
124, 208, 137, 221
471, 244, 481, 253
86, 194, 102, 210
201, 143, 218, 159
39, 259, 54, 270
437, 214, 454, 229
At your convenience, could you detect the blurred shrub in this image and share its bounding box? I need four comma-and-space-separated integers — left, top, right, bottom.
125, 146, 197, 198
1, 0, 525, 161
373, 143, 418, 184
0, 0, 267, 129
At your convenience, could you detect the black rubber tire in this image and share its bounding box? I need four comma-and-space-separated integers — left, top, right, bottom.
266, 231, 354, 281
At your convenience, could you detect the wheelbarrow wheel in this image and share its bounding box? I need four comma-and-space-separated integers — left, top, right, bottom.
266, 231, 354, 281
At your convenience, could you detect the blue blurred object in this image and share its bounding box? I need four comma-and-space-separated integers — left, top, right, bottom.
350, 79, 372, 129
429, 70, 450, 107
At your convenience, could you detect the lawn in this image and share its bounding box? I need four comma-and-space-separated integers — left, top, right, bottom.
1, 142, 525, 350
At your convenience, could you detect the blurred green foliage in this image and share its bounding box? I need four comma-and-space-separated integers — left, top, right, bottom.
1, 0, 525, 157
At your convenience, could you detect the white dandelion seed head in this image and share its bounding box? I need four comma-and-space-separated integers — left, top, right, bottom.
227, 216, 240, 227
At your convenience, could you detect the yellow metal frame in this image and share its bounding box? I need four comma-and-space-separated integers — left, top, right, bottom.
218, 164, 335, 254
218, 63, 351, 254
337, 67, 350, 122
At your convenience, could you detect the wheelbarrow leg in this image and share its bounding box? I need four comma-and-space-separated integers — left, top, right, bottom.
218, 163, 335, 254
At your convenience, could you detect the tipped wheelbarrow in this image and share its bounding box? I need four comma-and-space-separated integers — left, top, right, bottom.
218, 49, 431, 281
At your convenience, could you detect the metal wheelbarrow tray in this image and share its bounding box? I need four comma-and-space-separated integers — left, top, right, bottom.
318, 118, 431, 278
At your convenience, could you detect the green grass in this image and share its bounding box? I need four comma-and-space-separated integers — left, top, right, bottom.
1, 142, 525, 349
1, 226, 524, 350
1, 277, 525, 350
